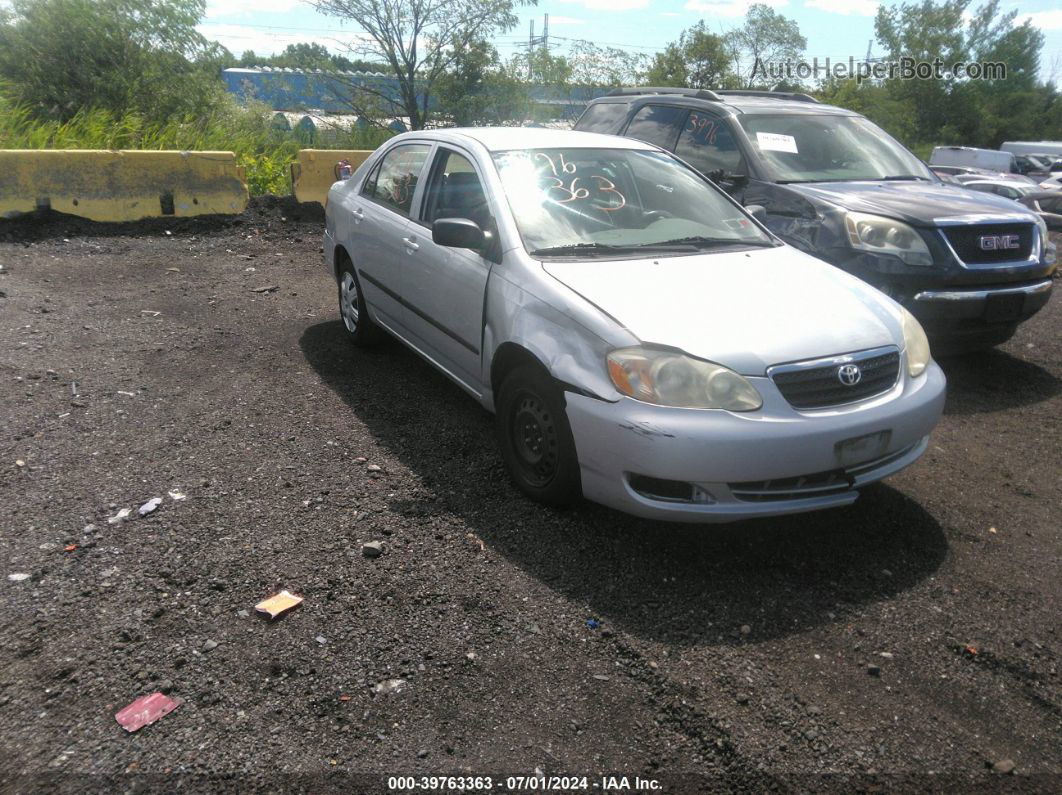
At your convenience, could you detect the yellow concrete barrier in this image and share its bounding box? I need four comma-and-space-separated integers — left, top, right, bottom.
0, 150, 248, 222
291, 149, 373, 206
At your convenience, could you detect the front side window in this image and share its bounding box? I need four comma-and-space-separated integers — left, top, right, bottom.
421, 149, 490, 229
674, 111, 746, 176
492, 147, 774, 257
362, 143, 431, 216
624, 105, 687, 150
737, 114, 934, 184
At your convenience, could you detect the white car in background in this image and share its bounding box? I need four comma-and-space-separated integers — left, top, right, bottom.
323, 129, 945, 522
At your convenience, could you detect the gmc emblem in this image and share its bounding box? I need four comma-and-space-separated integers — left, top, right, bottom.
978, 234, 1021, 251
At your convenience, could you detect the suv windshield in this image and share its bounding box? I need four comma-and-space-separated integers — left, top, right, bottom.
737, 114, 934, 184
491, 147, 774, 257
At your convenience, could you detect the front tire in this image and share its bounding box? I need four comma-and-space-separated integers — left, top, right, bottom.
337, 257, 383, 346
495, 365, 582, 507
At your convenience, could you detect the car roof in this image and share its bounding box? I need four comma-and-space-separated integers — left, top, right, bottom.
589, 90, 857, 117
389, 127, 657, 153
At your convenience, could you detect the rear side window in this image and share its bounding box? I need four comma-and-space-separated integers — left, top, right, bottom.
575, 102, 628, 133
362, 143, 431, 216
675, 113, 746, 177
624, 105, 687, 150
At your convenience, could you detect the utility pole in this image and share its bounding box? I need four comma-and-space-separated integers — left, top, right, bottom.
528, 13, 549, 80
865, 39, 872, 64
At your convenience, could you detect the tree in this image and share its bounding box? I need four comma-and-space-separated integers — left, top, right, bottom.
645, 22, 733, 89
726, 4, 806, 88
0, 0, 224, 121
566, 40, 646, 87
310, 0, 534, 129
435, 37, 529, 125
874, 0, 1049, 148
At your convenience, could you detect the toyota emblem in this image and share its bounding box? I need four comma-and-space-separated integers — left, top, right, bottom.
837, 363, 862, 386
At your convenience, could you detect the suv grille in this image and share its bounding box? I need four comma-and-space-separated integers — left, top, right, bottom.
943, 223, 1034, 264
770, 349, 900, 410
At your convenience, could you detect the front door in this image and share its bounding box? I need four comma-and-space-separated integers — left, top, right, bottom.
401, 147, 495, 392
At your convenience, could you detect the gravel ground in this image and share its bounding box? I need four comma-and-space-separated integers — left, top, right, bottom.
1, 199, 1060, 793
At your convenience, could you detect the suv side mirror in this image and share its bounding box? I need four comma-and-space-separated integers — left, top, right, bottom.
432, 218, 484, 249
745, 204, 767, 223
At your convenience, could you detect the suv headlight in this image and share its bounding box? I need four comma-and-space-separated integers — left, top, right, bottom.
1034, 215, 1057, 265
845, 212, 934, 267
606, 347, 762, 410
900, 307, 930, 377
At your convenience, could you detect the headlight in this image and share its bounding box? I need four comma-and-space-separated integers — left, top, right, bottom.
1034, 215, 1057, 265
845, 212, 933, 267
900, 307, 931, 377
606, 347, 762, 410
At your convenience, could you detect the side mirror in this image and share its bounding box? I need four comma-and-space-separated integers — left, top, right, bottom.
745, 204, 767, 223
432, 217, 484, 249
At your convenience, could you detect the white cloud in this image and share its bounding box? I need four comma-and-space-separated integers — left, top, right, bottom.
804, 0, 878, 16
198, 23, 353, 55
558, 0, 650, 11
683, 0, 788, 19
547, 15, 586, 25
205, 0, 301, 19
1021, 10, 1062, 31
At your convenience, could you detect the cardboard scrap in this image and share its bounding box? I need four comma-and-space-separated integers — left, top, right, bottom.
115, 692, 181, 732
254, 589, 303, 619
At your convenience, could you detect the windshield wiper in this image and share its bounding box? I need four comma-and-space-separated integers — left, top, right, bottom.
529, 242, 633, 257
530, 242, 699, 257
643, 236, 776, 249
877, 175, 932, 182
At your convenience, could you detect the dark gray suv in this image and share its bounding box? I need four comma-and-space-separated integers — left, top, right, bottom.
575, 88, 1057, 351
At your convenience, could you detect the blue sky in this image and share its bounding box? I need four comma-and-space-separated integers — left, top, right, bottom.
198, 0, 1062, 82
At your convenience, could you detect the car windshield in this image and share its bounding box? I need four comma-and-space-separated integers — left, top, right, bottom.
737, 114, 934, 183
491, 147, 774, 257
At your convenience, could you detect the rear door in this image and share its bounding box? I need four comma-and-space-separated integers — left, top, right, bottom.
352, 142, 433, 332
400, 146, 496, 393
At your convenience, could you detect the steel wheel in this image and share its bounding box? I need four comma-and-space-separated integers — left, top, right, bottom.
339, 271, 360, 333
510, 392, 559, 488
495, 364, 581, 507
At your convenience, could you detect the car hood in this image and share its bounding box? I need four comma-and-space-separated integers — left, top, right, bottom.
790, 180, 1037, 226
542, 245, 902, 376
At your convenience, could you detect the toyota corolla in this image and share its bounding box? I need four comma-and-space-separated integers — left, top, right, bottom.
323, 128, 946, 522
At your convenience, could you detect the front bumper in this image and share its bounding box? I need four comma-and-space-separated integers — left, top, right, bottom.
565, 360, 946, 523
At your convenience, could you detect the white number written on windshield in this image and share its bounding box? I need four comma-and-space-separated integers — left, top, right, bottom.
534, 152, 627, 212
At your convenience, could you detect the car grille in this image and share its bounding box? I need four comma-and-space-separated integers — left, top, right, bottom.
729, 442, 919, 502
770, 349, 900, 410
943, 223, 1034, 264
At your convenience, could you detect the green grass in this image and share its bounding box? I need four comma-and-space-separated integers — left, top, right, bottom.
0, 97, 393, 196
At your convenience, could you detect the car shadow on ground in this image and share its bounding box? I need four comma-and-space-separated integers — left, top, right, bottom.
301, 320, 948, 647
937, 349, 1061, 415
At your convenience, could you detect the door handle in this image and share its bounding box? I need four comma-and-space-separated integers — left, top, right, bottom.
402, 237, 419, 251
352, 207, 364, 223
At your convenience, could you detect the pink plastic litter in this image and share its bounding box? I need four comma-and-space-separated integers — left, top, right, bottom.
115, 692, 181, 732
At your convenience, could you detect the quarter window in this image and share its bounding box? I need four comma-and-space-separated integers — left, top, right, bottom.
575, 102, 629, 133
625, 105, 687, 150
675, 113, 746, 177
362, 143, 431, 216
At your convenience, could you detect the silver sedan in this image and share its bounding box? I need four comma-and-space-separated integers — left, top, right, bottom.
323, 128, 946, 522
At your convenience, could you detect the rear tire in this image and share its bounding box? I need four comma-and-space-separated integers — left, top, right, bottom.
337, 256, 384, 346
495, 365, 582, 507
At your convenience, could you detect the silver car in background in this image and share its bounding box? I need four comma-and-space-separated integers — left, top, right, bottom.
323, 129, 946, 522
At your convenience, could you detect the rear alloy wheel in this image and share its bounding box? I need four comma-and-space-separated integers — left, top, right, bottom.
337, 259, 383, 346
496, 365, 582, 506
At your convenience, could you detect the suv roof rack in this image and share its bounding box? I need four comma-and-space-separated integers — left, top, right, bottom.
606, 86, 722, 101
713, 89, 820, 104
